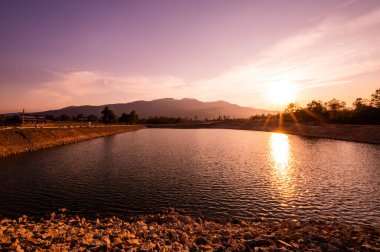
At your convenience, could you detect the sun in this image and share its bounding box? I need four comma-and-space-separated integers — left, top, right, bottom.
266, 82, 297, 105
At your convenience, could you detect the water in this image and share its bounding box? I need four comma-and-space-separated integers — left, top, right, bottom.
0, 129, 379, 225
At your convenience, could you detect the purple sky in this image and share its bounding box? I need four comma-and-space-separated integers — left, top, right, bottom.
1, 0, 380, 113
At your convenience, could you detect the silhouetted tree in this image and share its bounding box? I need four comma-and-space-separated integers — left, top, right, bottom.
4, 116, 22, 125
118, 113, 130, 123
307, 100, 326, 115
353, 98, 366, 110
101, 107, 116, 124
0, 115, 5, 125
45, 115, 56, 121
326, 98, 346, 112
75, 114, 86, 122
118, 110, 139, 124
285, 103, 300, 113
59, 114, 71, 121
371, 88, 380, 108
87, 115, 98, 122
129, 110, 139, 124
325, 98, 347, 122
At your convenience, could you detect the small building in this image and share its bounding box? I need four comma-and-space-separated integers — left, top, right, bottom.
19, 115, 47, 125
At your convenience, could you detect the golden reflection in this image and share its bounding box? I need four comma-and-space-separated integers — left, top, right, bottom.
270, 133, 290, 175
269, 133, 295, 200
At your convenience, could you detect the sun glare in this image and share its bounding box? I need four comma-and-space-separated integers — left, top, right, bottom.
266, 82, 297, 105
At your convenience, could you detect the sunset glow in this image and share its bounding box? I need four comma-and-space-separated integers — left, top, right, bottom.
0, 0, 380, 113
266, 82, 298, 106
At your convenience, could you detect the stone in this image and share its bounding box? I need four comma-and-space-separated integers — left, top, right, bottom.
195, 237, 208, 245
180, 233, 189, 244
360, 244, 380, 252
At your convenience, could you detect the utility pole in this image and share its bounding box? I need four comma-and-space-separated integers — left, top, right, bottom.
22, 108, 25, 125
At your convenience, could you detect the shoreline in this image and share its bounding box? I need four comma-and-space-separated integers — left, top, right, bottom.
148, 122, 380, 144
1, 122, 378, 158
0, 210, 378, 251
0, 125, 145, 158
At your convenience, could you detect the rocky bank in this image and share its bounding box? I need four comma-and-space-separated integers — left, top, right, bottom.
0, 209, 379, 251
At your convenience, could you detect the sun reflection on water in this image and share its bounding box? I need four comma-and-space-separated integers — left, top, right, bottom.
270, 133, 290, 175
269, 133, 295, 200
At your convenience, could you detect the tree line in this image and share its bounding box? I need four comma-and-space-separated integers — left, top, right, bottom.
251, 88, 380, 124
0, 107, 140, 125
45, 107, 140, 124
1, 89, 379, 126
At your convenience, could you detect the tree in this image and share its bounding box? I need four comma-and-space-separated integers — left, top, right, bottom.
118, 110, 139, 124
0, 114, 5, 125
285, 103, 300, 113
5, 116, 21, 125
87, 115, 98, 122
326, 98, 346, 112
325, 99, 347, 122
45, 115, 56, 121
75, 113, 86, 122
129, 110, 139, 124
118, 113, 130, 123
306, 100, 326, 114
101, 106, 116, 124
59, 114, 71, 121
371, 88, 380, 108
353, 98, 370, 110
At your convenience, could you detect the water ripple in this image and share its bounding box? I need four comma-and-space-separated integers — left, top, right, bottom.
0, 129, 379, 225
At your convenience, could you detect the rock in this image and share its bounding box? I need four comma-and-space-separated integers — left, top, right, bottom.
180, 233, 189, 244
178, 215, 193, 224
195, 237, 208, 245
113, 237, 122, 245
199, 244, 213, 251
167, 230, 178, 242
277, 239, 292, 248
102, 237, 111, 248
253, 239, 271, 247
0, 211, 378, 251
126, 239, 140, 246
360, 244, 380, 252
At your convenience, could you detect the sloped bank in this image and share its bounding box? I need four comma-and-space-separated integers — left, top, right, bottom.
0, 210, 379, 251
0, 125, 144, 158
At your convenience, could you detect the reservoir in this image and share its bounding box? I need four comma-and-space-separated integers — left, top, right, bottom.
0, 128, 379, 225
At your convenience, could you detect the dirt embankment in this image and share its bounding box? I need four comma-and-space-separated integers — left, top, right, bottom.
0, 125, 145, 158
148, 123, 380, 144
0, 209, 379, 251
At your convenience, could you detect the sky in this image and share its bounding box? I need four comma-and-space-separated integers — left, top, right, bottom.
1, 0, 380, 113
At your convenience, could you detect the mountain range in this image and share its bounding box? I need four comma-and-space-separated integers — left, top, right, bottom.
36, 98, 275, 119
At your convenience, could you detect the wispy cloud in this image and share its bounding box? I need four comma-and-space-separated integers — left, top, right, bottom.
189, 6, 380, 106
341, 0, 360, 8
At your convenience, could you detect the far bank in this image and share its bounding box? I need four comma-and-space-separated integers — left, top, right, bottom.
0, 125, 145, 158
148, 122, 380, 144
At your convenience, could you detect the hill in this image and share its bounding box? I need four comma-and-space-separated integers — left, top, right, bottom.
36, 98, 275, 119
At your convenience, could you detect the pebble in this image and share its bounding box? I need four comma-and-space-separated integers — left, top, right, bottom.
0, 210, 378, 251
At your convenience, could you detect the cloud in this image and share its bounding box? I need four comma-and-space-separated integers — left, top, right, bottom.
341, 0, 359, 8
12, 6, 380, 112
188, 6, 380, 106
28, 71, 186, 109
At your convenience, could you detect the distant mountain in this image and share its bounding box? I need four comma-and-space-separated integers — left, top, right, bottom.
36, 98, 275, 119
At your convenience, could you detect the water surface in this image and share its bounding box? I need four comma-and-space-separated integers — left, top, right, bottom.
0, 129, 379, 225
